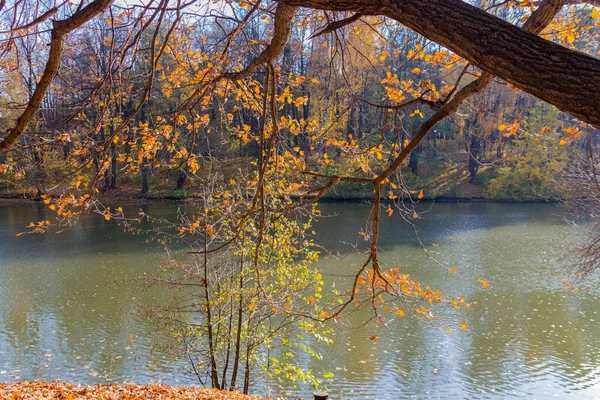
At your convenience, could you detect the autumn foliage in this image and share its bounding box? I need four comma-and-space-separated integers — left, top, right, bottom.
1, 0, 599, 392
0, 382, 268, 400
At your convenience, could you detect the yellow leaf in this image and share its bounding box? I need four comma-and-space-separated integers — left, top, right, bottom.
461, 321, 468, 330
410, 109, 424, 118
311, 78, 320, 85
411, 67, 421, 74
449, 268, 458, 274
446, 328, 452, 334
592, 8, 599, 19
418, 190, 424, 199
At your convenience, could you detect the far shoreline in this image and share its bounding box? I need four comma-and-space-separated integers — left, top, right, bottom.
0, 192, 563, 207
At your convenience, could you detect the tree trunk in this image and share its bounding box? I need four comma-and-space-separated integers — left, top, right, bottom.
141, 161, 149, 195
408, 144, 421, 175
468, 135, 481, 183
175, 167, 187, 191
229, 254, 245, 390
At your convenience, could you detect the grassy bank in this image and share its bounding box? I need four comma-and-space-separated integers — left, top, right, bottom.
0, 158, 565, 204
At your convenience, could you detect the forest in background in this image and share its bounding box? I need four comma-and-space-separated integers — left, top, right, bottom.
0, 1, 598, 203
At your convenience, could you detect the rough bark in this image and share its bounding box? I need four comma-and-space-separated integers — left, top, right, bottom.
0, 0, 112, 153
279, 0, 600, 128
222, 4, 298, 81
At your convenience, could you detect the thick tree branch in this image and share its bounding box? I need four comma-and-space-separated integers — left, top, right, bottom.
222, 4, 298, 81
278, 0, 600, 128
0, 0, 112, 154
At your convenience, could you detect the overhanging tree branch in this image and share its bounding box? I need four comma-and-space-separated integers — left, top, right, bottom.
277, 0, 600, 128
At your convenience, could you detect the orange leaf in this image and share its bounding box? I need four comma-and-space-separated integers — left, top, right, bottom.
461, 321, 468, 330
477, 279, 490, 288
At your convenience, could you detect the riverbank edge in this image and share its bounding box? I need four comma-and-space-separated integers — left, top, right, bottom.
0, 381, 269, 399
0, 192, 561, 206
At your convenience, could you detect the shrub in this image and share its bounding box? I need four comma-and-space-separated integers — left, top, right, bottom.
172, 188, 187, 199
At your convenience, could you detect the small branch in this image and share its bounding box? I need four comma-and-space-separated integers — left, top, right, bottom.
309, 12, 364, 39
4, 7, 58, 33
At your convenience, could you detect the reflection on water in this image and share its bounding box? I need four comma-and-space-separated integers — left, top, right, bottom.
1, 202, 599, 399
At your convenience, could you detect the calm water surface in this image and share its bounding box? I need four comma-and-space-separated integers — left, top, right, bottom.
0, 202, 599, 399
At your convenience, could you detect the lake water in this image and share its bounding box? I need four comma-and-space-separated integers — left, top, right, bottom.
1, 201, 599, 399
